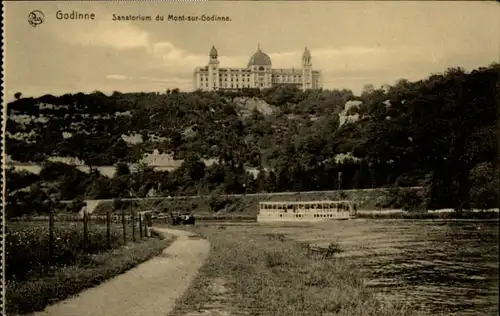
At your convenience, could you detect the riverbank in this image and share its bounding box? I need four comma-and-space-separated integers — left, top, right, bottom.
13, 210, 498, 225
251, 219, 499, 316
166, 225, 418, 316
6, 229, 175, 315
193, 210, 499, 222
355, 210, 499, 220
91, 187, 424, 216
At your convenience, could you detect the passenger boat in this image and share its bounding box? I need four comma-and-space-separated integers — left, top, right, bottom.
257, 200, 357, 223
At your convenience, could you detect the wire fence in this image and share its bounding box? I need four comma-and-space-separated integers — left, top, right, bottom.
9, 210, 154, 262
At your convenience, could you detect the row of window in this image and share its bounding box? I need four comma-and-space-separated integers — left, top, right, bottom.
261, 208, 350, 213
198, 83, 273, 88
219, 69, 253, 73
272, 78, 302, 83
260, 204, 350, 210
197, 67, 317, 74
221, 84, 254, 88
197, 74, 313, 80
196, 82, 319, 90
200, 80, 316, 87
201, 76, 253, 81
199, 78, 272, 84
200, 76, 301, 82
260, 213, 349, 218
199, 83, 256, 89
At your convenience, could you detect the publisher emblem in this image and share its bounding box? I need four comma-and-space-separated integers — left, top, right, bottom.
28, 10, 45, 27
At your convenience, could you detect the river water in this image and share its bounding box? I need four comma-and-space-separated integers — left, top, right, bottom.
268, 219, 499, 316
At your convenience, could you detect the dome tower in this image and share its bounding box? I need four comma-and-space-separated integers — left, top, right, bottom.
209, 45, 219, 64
247, 45, 272, 69
248, 45, 272, 89
208, 45, 220, 90
302, 47, 313, 90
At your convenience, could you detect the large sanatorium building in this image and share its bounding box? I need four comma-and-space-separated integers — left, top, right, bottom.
193, 45, 323, 91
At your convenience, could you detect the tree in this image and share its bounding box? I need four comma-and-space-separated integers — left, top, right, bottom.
4, 64, 498, 205
361, 84, 375, 99
352, 160, 371, 189
6, 168, 41, 195
469, 162, 499, 210
85, 171, 112, 199
115, 162, 131, 177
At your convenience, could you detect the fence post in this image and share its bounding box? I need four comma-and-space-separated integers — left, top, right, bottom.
146, 213, 151, 237
148, 213, 153, 237
122, 210, 127, 244
132, 211, 136, 242
106, 210, 111, 248
83, 210, 89, 250
49, 210, 54, 263
139, 213, 143, 239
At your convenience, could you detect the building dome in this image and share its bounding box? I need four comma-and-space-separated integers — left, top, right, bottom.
247, 47, 272, 67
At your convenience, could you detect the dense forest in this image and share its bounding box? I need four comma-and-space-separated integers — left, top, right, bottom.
6, 64, 499, 216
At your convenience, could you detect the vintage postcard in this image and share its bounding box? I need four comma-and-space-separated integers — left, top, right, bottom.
2, 1, 499, 316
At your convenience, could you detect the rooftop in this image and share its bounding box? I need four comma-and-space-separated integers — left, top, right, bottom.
247, 46, 272, 67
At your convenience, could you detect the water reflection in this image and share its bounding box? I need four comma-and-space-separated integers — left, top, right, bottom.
272, 219, 499, 316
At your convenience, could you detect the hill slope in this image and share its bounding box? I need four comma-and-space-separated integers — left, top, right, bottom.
6, 65, 499, 214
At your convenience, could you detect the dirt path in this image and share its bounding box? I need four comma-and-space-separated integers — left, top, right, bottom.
34, 228, 210, 316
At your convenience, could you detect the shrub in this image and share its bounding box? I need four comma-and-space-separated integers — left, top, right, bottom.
469, 162, 499, 209
93, 201, 113, 214
382, 187, 426, 211
400, 190, 426, 212
265, 252, 286, 268
5, 222, 127, 281
324, 243, 343, 258
113, 198, 124, 211
209, 195, 231, 212
67, 198, 85, 213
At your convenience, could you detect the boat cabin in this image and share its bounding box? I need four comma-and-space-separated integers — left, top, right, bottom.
257, 200, 356, 222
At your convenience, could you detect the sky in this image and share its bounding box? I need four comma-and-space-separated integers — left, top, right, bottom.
3, 1, 499, 100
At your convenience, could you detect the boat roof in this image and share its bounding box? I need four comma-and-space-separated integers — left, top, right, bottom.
259, 200, 353, 204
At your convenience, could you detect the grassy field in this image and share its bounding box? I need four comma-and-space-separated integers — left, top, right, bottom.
5, 221, 175, 315
165, 224, 419, 316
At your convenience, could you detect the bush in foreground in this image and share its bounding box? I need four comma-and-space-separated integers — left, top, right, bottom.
5, 221, 136, 281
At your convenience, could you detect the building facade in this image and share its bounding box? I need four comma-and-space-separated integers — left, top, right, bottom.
193, 46, 322, 91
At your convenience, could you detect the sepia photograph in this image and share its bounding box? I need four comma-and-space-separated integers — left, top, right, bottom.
2, 1, 499, 316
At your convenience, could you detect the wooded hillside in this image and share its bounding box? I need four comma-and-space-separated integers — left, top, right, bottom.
6, 64, 499, 215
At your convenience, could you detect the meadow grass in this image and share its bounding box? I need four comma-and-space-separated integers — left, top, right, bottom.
5, 221, 175, 315
167, 224, 418, 316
